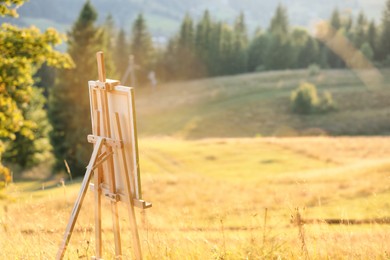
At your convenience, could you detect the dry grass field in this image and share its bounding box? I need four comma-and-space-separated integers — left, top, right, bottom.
1, 136, 390, 259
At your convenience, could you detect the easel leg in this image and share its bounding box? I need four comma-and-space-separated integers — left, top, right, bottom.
113, 113, 142, 260
94, 166, 103, 258
125, 200, 142, 260
105, 146, 122, 258
56, 138, 105, 260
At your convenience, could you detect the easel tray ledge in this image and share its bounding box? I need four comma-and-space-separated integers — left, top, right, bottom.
89, 183, 152, 209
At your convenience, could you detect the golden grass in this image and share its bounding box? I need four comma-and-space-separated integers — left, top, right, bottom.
1, 137, 390, 259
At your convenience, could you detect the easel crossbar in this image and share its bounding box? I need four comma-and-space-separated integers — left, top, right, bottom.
88, 135, 123, 148
89, 183, 152, 209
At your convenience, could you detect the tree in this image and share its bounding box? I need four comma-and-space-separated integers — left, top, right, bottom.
330, 8, 342, 31
265, 4, 293, 70
231, 12, 248, 74
4, 88, 53, 168
360, 42, 374, 61
175, 13, 198, 79
380, 0, 390, 62
367, 20, 378, 60
129, 13, 154, 85
114, 28, 129, 78
194, 10, 213, 77
354, 11, 368, 49
49, 1, 102, 176
269, 4, 289, 38
291, 28, 309, 68
0, 0, 72, 183
298, 36, 320, 68
247, 29, 269, 72
219, 24, 235, 75
326, 8, 346, 68
102, 14, 117, 78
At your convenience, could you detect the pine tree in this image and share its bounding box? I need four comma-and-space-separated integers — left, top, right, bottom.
380, 0, 390, 62
195, 10, 212, 77
130, 13, 154, 85
175, 13, 199, 79
232, 12, 248, 74
114, 28, 129, 78
291, 28, 309, 68
49, 1, 102, 176
102, 14, 117, 78
208, 22, 223, 76
298, 36, 320, 68
219, 24, 235, 75
354, 11, 367, 49
326, 8, 346, 68
265, 4, 293, 70
247, 29, 269, 72
367, 20, 378, 60
269, 4, 289, 36
330, 8, 342, 31
179, 13, 195, 49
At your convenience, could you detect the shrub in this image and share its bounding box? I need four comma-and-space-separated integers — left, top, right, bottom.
291, 82, 320, 114
308, 63, 321, 76
320, 90, 337, 112
291, 82, 336, 114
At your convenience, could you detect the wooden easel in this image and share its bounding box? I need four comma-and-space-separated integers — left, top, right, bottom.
56, 52, 151, 260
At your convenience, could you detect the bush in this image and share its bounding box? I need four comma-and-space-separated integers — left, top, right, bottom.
320, 90, 336, 112
291, 82, 319, 114
291, 82, 336, 114
308, 63, 321, 76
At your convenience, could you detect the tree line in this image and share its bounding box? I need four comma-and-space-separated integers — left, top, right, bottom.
2, 0, 390, 180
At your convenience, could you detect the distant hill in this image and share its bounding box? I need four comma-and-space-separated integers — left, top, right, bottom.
135, 68, 390, 138
2, 0, 385, 39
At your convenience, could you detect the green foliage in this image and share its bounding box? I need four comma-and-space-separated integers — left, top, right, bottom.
308, 63, 321, 76
291, 82, 320, 114
102, 14, 117, 78
247, 30, 268, 72
298, 37, 320, 68
130, 13, 155, 84
367, 20, 378, 60
330, 8, 342, 31
320, 90, 336, 112
49, 1, 104, 176
291, 82, 336, 114
4, 87, 53, 168
380, 0, 390, 63
0, 0, 72, 185
268, 4, 289, 37
231, 12, 248, 74
114, 28, 129, 78
354, 11, 367, 49
360, 42, 374, 61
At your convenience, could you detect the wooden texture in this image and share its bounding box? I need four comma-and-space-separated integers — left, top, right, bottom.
88, 84, 143, 201
56, 138, 105, 260
96, 51, 106, 82
114, 112, 142, 259
93, 110, 103, 258
58, 51, 147, 260
98, 57, 122, 258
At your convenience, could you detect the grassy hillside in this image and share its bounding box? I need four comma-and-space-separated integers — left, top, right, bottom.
1, 137, 390, 258
136, 68, 390, 138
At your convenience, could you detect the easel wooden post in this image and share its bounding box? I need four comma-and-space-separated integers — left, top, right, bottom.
56, 52, 151, 260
